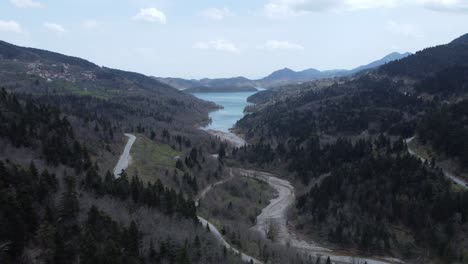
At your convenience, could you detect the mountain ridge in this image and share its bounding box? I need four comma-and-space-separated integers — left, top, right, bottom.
155, 52, 411, 91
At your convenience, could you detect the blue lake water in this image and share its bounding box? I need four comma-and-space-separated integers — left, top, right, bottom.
192, 91, 259, 133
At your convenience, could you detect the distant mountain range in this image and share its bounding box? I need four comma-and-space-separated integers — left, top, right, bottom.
155, 52, 411, 91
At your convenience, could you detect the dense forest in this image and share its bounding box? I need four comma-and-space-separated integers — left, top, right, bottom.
232, 33, 468, 263
0, 88, 92, 171
417, 100, 468, 165
0, 40, 217, 134
296, 143, 468, 260
380, 34, 468, 78
0, 88, 244, 264
237, 75, 424, 144
3, 26, 468, 264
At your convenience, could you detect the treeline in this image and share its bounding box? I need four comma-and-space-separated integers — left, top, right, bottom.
297, 153, 468, 260
234, 134, 468, 260
380, 34, 468, 78
0, 88, 91, 172
0, 161, 58, 262
84, 169, 197, 219
415, 66, 468, 99
233, 135, 406, 184
0, 159, 196, 264
237, 76, 425, 143
417, 100, 468, 165
0, 89, 242, 264
232, 33, 468, 263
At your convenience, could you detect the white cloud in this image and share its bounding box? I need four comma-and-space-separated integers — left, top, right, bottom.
416, 0, 468, 12
264, 2, 304, 17
194, 40, 240, 53
260, 40, 304, 50
0, 20, 25, 34
133, 8, 167, 24
201, 7, 232, 20
386, 21, 423, 38
83, 19, 98, 29
10, 0, 43, 8
44, 23, 66, 34
264, 0, 468, 17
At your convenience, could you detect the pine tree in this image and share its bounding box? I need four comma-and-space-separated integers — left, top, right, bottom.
56, 176, 80, 262
127, 221, 140, 257
36, 223, 57, 263
59, 176, 80, 221
149, 240, 157, 261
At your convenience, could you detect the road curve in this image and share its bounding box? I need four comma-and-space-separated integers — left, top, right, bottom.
113, 135, 260, 263
406, 137, 468, 189
196, 169, 262, 264
114, 134, 398, 264
113, 133, 137, 178
195, 169, 235, 207
236, 168, 400, 264
198, 216, 263, 264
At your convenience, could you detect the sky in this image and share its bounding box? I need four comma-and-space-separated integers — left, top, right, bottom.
0, 0, 467, 79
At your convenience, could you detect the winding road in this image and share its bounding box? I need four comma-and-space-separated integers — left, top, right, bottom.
406, 137, 468, 189
198, 216, 263, 264
114, 134, 402, 264
236, 169, 397, 264
214, 136, 402, 264
237, 169, 327, 251
195, 169, 235, 207
113, 134, 261, 264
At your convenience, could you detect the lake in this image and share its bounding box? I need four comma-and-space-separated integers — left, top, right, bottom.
192, 91, 260, 133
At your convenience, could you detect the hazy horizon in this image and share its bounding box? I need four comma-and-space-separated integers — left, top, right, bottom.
1, 0, 467, 79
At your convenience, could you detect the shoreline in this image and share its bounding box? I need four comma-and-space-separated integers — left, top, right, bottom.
202, 128, 247, 148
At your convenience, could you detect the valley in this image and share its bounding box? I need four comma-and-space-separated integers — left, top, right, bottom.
186, 90, 406, 263
1, 10, 468, 264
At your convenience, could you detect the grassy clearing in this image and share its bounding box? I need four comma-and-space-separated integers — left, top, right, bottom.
58, 82, 114, 99
126, 134, 181, 185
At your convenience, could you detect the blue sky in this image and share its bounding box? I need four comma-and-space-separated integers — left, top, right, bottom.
1, 0, 467, 79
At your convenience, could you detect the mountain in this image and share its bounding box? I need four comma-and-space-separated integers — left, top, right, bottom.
0, 40, 313, 264
184, 86, 258, 93
381, 33, 468, 78
350, 52, 411, 74
263, 67, 320, 82
233, 33, 468, 263
450, 33, 468, 45
0, 40, 246, 264
0, 40, 216, 128
155, 52, 410, 91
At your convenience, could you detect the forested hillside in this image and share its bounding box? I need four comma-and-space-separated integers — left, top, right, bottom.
0, 41, 216, 131
380, 34, 468, 78
0, 88, 246, 264
417, 100, 468, 165
232, 33, 468, 263
0, 40, 253, 264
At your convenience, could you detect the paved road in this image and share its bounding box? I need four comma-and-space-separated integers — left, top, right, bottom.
113, 133, 136, 178
406, 137, 468, 189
